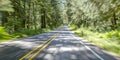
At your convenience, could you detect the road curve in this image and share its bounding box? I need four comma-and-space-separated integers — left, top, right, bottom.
0, 26, 119, 60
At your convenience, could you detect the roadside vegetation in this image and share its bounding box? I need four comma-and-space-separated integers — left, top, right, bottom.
65, 0, 120, 57
0, 0, 62, 42
0, 0, 120, 57
0, 26, 53, 42
70, 25, 120, 57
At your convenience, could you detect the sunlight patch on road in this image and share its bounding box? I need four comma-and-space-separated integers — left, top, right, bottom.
39, 46, 88, 60
52, 31, 70, 33
10, 41, 39, 49
44, 54, 54, 60
47, 46, 85, 52
1, 40, 42, 49
60, 46, 85, 52
47, 48, 59, 53
71, 55, 77, 59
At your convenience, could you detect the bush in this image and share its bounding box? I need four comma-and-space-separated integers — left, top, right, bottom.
0, 26, 12, 40
106, 30, 120, 40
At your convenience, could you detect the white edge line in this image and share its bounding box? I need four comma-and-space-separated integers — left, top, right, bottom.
71, 34, 104, 60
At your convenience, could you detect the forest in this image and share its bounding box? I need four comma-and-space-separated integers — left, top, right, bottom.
0, 0, 63, 40
0, 0, 120, 57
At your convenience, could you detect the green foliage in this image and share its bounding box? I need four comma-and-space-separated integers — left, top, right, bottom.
106, 30, 120, 41
0, 0, 62, 42
66, 0, 120, 31
12, 28, 50, 38
71, 26, 120, 57
68, 0, 120, 56
0, 27, 8, 35
0, 26, 53, 42
0, 0, 14, 12
0, 26, 13, 40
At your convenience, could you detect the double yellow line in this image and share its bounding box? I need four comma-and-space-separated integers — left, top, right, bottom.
19, 33, 60, 60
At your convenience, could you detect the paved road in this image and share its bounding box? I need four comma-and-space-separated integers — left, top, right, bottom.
0, 26, 119, 60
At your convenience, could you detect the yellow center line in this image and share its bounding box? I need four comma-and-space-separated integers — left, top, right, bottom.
29, 33, 60, 60
19, 33, 59, 60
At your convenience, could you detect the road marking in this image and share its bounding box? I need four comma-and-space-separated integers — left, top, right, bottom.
29, 33, 59, 60
71, 34, 104, 60
19, 33, 59, 60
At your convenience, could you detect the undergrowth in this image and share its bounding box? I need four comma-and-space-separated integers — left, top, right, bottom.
70, 25, 120, 57
0, 26, 52, 42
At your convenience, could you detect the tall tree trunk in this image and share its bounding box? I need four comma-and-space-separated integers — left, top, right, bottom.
1, 12, 8, 26
0, 12, 2, 26
41, 8, 46, 28
27, 1, 31, 29
33, 2, 37, 30
111, 12, 117, 30
22, 0, 26, 29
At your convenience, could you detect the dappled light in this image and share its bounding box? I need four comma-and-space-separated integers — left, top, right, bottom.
0, 0, 120, 60
0, 26, 119, 60
0, 30, 61, 60
32, 29, 118, 60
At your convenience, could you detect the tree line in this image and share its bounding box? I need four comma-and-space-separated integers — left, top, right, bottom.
1, 0, 120, 33
65, 0, 120, 31
0, 0, 62, 33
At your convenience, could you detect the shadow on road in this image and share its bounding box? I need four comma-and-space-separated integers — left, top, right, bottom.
0, 26, 119, 60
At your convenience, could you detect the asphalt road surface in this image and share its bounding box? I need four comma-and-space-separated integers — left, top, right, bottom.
0, 26, 120, 60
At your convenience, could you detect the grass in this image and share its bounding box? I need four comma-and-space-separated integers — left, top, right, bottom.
0, 26, 53, 43
70, 26, 120, 57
